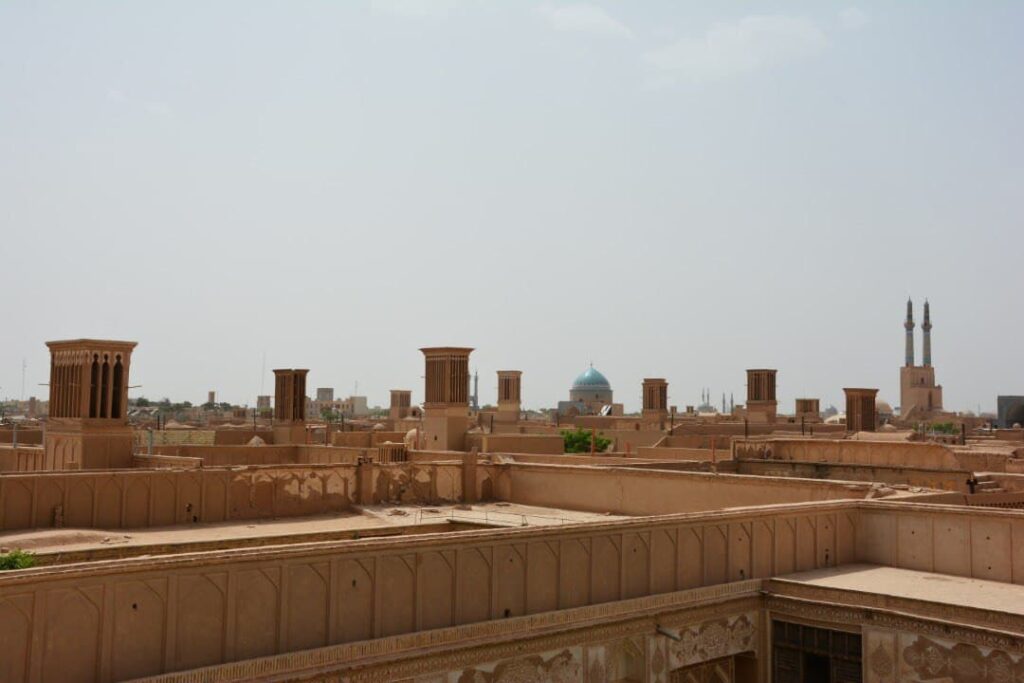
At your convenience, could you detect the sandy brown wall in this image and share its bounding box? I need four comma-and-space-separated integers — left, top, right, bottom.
856, 501, 1024, 584
0, 465, 358, 531
635, 446, 719, 461
0, 446, 47, 472
151, 444, 298, 466
0, 501, 855, 682
733, 438, 962, 470
465, 433, 565, 455
0, 461, 470, 532
212, 429, 274, 446
0, 430, 43, 445
735, 460, 969, 491
498, 463, 874, 515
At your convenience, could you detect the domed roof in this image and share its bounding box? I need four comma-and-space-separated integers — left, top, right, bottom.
572, 366, 611, 390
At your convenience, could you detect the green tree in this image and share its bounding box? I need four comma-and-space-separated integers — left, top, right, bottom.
930, 422, 958, 435
0, 550, 36, 571
561, 428, 611, 454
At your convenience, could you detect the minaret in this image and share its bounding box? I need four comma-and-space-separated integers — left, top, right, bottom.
922, 299, 932, 367
904, 298, 915, 367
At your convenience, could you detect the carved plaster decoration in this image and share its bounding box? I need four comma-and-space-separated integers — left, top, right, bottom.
864, 628, 897, 683
768, 596, 1024, 658
649, 635, 669, 683
450, 647, 582, 683
899, 633, 1024, 683
669, 612, 756, 670
586, 645, 607, 683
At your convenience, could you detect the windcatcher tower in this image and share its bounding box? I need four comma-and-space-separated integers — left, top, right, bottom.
273, 369, 308, 444
794, 398, 820, 423
745, 369, 778, 423
496, 371, 522, 424
844, 388, 878, 433
45, 339, 137, 469
421, 347, 472, 450
641, 378, 669, 425
389, 389, 412, 422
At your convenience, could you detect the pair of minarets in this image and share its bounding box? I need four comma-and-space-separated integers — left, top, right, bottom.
904, 298, 932, 367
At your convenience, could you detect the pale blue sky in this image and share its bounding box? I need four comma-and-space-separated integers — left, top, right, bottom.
1, 2, 1021, 413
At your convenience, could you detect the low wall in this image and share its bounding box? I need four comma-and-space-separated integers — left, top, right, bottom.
331, 431, 407, 448
497, 463, 876, 515
0, 500, 856, 681
132, 454, 202, 469
0, 429, 43, 445
732, 438, 963, 470
735, 459, 969, 492
135, 430, 217, 447
297, 446, 367, 465
0, 464, 358, 531
661, 435, 733, 449
465, 433, 565, 455
0, 460, 469, 532
151, 444, 299, 466
213, 429, 274, 446
0, 445, 47, 472
635, 446, 719, 461
857, 500, 1024, 583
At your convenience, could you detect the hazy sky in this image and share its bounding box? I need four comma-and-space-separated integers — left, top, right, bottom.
1, 1, 1021, 414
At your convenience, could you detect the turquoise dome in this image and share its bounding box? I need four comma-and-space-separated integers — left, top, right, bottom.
572, 366, 611, 390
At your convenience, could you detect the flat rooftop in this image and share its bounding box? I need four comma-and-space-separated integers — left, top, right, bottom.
0, 502, 629, 564
772, 564, 1024, 620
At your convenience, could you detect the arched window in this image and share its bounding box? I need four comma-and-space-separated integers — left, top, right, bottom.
112, 357, 124, 418
89, 355, 100, 418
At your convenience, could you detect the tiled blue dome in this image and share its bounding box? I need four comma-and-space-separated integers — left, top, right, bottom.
572, 366, 611, 391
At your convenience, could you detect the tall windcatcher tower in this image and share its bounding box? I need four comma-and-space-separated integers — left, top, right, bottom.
904, 298, 915, 367
922, 299, 932, 367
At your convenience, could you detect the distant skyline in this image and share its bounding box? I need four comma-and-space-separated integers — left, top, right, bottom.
1, 2, 1021, 414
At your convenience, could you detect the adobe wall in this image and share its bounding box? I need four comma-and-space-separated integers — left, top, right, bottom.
213, 429, 274, 446
146, 445, 375, 467
0, 501, 852, 681
138, 430, 216, 446
465, 433, 565, 455
0, 445, 47, 472
0, 429, 43, 445
0, 464, 358, 531
490, 422, 561, 435
672, 422, 846, 437
132, 454, 203, 469
151, 444, 299, 466
635, 446, 718, 461
732, 438, 964, 470
856, 501, 1024, 584
331, 431, 407, 448
661, 435, 733, 449
296, 446, 368, 465
735, 460, 969, 491
0, 461, 468, 532
498, 463, 876, 516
